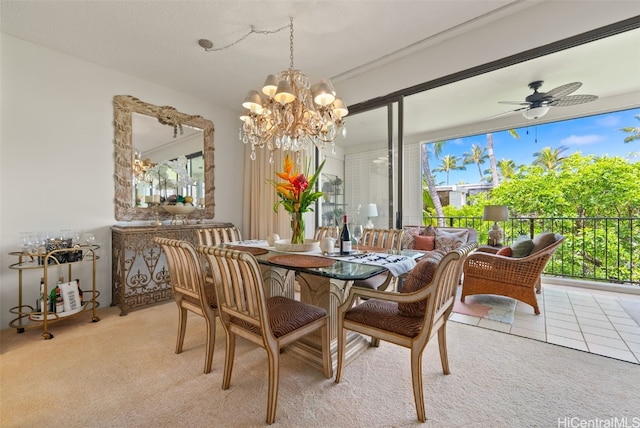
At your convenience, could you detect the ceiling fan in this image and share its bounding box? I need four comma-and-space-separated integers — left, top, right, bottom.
493, 80, 598, 120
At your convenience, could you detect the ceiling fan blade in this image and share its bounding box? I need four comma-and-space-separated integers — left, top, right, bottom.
485, 107, 527, 120
498, 101, 531, 106
550, 94, 598, 107
545, 82, 582, 98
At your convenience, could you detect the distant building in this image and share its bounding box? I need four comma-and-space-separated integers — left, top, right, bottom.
435, 183, 493, 208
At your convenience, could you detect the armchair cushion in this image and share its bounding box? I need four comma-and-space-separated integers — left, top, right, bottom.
531, 232, 557, 254
398, 251, 445, 316
496, 246, 513, 257
435, 228, 469, 252
511, 237, 534, 258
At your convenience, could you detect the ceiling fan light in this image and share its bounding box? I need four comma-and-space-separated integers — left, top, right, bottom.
523, 106, 550, 120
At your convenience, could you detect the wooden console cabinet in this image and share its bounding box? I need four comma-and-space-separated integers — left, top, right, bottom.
111, 222, 234, 315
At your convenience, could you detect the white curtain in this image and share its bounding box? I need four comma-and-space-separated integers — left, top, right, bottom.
242, 145, 314, 241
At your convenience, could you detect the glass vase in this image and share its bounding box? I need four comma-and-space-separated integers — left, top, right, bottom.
290, 211, 305, 245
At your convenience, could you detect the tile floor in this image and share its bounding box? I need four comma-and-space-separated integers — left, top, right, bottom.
450, 282, 640, 364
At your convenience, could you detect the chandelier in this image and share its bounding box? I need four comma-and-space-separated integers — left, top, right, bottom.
239, 17, 348, 163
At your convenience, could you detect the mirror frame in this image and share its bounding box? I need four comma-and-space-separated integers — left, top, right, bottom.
113, 95, 215, 221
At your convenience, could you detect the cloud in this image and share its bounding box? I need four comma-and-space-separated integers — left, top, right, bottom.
596, 116, 621, 127
560, 134, 606, 146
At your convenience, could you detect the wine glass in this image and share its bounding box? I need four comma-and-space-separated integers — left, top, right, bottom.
81, 232, 96, 246
352, 224, 363, 253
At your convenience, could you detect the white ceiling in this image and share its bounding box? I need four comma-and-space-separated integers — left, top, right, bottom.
1, 1, 639, 148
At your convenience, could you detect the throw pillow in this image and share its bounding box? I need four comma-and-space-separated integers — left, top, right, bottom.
496, 246, 513, 257
531, 232, 557, 255
401, 226, 423, 250
422, 225, 436, 236
435, 229, 469, 252
398, 251, 445, 316
414, 235, 435, 251
511, 237, 534, 258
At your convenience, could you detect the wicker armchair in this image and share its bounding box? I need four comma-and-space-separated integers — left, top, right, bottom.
461, 234, 565, 315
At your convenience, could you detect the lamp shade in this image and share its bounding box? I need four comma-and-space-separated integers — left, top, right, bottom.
483, 205, 508, 222
522, 106, 550, 120
367, 203, 378, 217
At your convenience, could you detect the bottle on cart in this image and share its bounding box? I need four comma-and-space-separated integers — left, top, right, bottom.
75, 278, 83, 305
37, 277, 45, 312
339, 215, 352, 255
55, 287, 64, 313
50, 276, 63, 312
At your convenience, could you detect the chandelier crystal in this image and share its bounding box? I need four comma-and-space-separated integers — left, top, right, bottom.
239, 17, 348, 163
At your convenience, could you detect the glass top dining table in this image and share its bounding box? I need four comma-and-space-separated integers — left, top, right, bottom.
221, 242, 422, 281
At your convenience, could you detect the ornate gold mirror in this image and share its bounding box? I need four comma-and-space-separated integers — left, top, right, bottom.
113, 95, 214, 221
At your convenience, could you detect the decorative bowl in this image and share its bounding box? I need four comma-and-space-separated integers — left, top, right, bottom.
274, 239, 320, 252
163, 204, 196, 215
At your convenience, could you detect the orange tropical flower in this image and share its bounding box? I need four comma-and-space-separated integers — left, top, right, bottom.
269, 155, 325, 215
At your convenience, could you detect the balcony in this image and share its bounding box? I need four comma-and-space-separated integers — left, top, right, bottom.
428, 215, 640, 288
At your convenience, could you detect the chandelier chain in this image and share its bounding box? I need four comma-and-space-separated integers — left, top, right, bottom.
289, 17, 294, 70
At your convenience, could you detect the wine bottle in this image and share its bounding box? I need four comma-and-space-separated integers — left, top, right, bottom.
55, 287, 64, 313
50, 276, 63, 312
75, 278, 83, 305
340, 215, 352, 255
37, 277, 45, 312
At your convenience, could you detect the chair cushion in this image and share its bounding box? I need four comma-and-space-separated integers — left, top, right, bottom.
531, 232, 557, 254
231, 296, 326, 338
496, 246, 513, 257
414, 235, 435, 251
344, 299, 424, 338
397, 251, 444, 316
435, 228, 469, 252
511, 237, 534, 258
353, 272, 389, 290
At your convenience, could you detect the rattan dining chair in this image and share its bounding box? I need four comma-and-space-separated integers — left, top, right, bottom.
195, 225, 242, 246
335, 242, 477, 423
155, 238, 218, 374
196, 245, 332, 425
353, 228, 404, 292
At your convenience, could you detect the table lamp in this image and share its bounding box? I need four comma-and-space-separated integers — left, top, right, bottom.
483, 205, 508, 246
365, 203, 378, 229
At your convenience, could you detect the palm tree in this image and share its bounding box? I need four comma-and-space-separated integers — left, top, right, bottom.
421, 141, 445, 225
487, 129, 520, 188
497, 159, 517, 181
463, 144, 489, 182
432, 154, 466, 185
619, 114, 640, 143
532, 146, 569, 171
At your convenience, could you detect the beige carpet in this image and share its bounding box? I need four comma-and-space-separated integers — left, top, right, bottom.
1, 301, 639, 428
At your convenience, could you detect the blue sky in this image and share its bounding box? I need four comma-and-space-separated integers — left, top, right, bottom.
428, 107, 640, 185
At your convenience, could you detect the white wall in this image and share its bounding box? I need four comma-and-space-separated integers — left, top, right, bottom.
0, 35, 244, 328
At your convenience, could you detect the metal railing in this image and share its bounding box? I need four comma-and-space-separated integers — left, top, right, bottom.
424, 216, 639, 286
